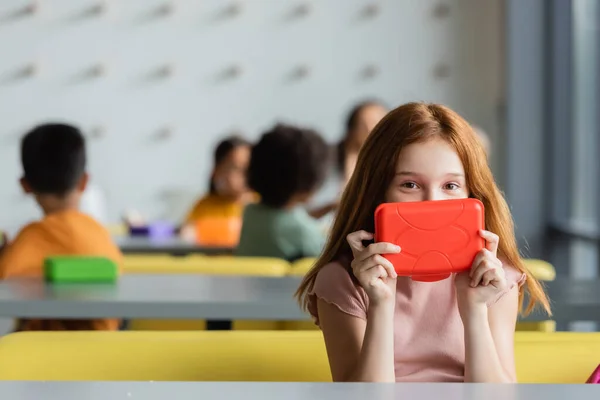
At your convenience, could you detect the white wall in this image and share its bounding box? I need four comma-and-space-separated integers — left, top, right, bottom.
0, 0, 503, 233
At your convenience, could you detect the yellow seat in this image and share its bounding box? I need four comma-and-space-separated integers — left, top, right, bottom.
126, 257, 291, 331
123, 256, 288, 275
515, 332, 600, 383
0, 331, 598, 383
289, 257, 316, 276
515, 321, 557, 332
123, 254, 206, 270
0, 331, 331, 382
523, 259, 556, 282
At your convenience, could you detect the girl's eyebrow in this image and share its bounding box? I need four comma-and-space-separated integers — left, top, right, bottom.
395, 171, 465, 177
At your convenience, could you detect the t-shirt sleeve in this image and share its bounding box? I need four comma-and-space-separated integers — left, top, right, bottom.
307, 262, 369, 326
487, 263, 527, 307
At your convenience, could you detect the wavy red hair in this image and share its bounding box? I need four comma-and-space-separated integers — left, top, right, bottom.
296, 102, 551, 316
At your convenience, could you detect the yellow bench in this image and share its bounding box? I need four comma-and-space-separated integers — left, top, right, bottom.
123, 255, 289, 275
0, 331, 596, 383
523, 259, 556, 282
122, 254, 205, 269
288, 258, 315, 276
125, 257, 291, 331
0, 331, 330, 382
515, 332, 599, 383
290, 258, 557, 280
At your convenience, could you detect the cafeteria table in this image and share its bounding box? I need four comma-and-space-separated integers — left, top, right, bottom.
0, 275, 306, 321
116, 237, 233, 256
0, 275, 599, 326
0, 381, 597, 400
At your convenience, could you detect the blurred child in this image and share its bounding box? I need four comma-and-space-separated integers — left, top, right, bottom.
337, 100, 388, 184
236, 124, 329, 261
0, 123, 122, 331
308, 100, 388, 221
181, 136, 254, 244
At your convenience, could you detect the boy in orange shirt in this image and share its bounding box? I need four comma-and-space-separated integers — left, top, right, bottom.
0, 123, 122, 331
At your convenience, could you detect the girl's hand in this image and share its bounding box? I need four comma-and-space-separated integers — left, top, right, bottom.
347, 230, 400, 305
455, 230, 507, 316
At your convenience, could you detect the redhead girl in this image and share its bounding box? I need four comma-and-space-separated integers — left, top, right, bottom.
296, 103, 550, 383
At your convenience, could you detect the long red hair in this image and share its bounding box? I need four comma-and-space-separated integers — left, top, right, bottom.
296, 102, 551, 316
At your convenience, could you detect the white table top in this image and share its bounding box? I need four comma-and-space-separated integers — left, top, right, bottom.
0, 275, 307, 320
0, 382, 597, 400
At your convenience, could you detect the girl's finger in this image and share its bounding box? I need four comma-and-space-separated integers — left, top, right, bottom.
373, 254, 398, 279
469, 250, 487, 278
479, 230, 500, 256
352, 254, 397, 278
481, 269, 499, 286
470, 260, 496, 287
346, 231, 374, 257
355, 242, 401, 262
366, 265, 389, 287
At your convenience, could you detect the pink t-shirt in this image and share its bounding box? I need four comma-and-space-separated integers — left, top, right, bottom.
307, 261, 526, 382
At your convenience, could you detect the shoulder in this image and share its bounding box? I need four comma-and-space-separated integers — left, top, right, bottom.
3, 222, 42, 249
70, 212, 122, 259
71, 212, 113, 234
290, 208, 323, 233
14, 221, 42, 237
307, 261, 369, 326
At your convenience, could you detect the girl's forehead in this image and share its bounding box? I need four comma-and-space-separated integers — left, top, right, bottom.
395, 139, 465, 176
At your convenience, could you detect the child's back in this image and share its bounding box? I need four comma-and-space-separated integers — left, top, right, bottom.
236, 203, 324, 261
0, 210, 121, 278
235, 124, 329, 262
0, 123, 122, 331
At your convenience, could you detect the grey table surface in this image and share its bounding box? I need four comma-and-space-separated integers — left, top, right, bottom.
0, 275, 307, 320
0, 275, 598, 322
0, 382, 598, 400
115, 237, 233, 255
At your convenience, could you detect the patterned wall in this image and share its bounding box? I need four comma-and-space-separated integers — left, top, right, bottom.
0, 0, 503, 231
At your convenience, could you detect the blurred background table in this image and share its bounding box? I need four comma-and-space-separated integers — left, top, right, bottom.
115, 237, 233, 256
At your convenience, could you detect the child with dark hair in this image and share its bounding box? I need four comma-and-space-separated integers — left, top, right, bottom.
309, 100, 389, 221
184, 136, 253, 223
337, 100, 388, 184
0, 123, 122, 331
235, 124, 329, 261
181, 136, 254, 245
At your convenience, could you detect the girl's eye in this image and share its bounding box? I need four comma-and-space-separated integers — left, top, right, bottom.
401, 182, 418, 189
444, 183, 459, 191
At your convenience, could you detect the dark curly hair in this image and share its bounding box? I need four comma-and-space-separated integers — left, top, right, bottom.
248, 124, 329, 208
